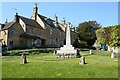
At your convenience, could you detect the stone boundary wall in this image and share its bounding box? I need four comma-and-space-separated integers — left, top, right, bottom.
4, 48, 59, 56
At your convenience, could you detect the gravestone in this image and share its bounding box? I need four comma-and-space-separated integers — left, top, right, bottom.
21, 53, 27, 64
79, 56, 86, 65
77, 49, 81, 58
53, 50, 57, 54
111, 52, 116, 58
89, 49, 93, 55
57, 22, 77, 58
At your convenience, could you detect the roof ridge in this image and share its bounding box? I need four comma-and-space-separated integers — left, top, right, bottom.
38, 14, 54, 21
4, 21, 14, 24
18, 15, 35, 21
0, 22, 15, 30
18, 15, 43, 29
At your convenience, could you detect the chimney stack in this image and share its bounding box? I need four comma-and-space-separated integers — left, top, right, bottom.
54, 14, 58, 23
5, 18, 8, 23
62, 18, 66, 25
31, 3, 38, 20
54, 14, 58, 27
14, 13, 19, 22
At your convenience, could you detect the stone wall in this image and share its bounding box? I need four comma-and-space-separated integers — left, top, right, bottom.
44, 25, 65, 47
7, 22, 24, 49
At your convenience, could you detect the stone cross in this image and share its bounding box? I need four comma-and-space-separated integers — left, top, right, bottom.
66, 22, 71, 45
57, 22, 77, 58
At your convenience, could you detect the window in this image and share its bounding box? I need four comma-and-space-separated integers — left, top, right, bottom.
49, 38, 52, 46
50, 29, 52, 35
60, 40, 63, 46
11, 30, 14, 35
55, 38, 58, 46
29, 28, 33, 34
9, 29, 14, 38
37, 30, 40, 36
9, 41, 13, 49
60, 31, 62, 37
18, 24, 21, 27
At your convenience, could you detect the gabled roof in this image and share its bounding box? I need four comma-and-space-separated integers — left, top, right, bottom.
38, 14, 65, 32
58, 24, 66, 32
0, 22, 15, 31
19, 15, 43, 29
38, 14, 56, 28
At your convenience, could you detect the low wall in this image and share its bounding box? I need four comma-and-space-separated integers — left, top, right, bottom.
4, 48, 59, 56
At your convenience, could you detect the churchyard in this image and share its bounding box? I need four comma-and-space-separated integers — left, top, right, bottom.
2, 50, 118, 78
1, 20, 119, 79
0, 2, 120, 80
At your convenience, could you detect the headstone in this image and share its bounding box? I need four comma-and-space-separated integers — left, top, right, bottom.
89, 49, 93, 55
21, 53, 27, 64
53, 50, 57, 54
77, 49, 81, 58
79, 56, 85, 65
57, 22, 77, 58
111, 52, 116, 58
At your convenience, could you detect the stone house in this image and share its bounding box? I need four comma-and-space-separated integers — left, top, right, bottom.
0, 13, 44, 49
0, 3, 77, 49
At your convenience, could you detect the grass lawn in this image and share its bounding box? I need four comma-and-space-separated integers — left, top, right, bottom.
2, 50, 118, 78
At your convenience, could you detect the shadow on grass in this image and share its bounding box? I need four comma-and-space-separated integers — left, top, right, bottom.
20, 62, 30, 64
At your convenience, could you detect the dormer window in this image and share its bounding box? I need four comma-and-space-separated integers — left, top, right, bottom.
45, 18, 51, 24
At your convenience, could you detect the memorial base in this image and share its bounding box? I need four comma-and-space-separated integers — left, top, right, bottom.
57, 45, 77, 58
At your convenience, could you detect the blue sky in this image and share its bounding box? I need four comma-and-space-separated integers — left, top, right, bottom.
1, 2, 118, 27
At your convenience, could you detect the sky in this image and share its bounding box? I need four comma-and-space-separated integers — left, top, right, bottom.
1, 2, 118, 27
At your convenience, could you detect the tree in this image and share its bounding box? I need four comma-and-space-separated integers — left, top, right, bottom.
109, 25, 120, 47
96, 25, 120, 47
96, 28, 106, 44
96, 27, 112, 45
76, 21, 101, 48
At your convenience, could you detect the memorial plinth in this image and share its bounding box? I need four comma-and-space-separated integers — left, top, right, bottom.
57, 22, 77, 58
